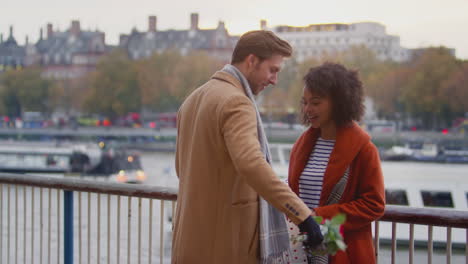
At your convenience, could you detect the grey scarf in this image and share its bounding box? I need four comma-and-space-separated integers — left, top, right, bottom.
222, 64, 291, 263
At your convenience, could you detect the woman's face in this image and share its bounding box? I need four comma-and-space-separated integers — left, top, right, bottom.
302, 87, 334, 129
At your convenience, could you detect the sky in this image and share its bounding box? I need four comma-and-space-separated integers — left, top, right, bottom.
2, 0, 468, 59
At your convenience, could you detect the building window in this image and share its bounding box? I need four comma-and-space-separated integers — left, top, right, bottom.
421, 191, 454, 208
385, 189, 409, 205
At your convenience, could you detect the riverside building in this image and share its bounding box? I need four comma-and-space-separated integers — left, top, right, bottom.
119, 13, 238, 62
261, 20, 410, 62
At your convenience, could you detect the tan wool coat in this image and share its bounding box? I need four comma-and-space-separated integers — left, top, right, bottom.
172, 71, 311, 264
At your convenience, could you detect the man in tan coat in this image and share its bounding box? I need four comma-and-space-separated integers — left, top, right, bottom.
173, 30, 322, 263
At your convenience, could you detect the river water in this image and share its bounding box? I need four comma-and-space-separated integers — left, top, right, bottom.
1, 151, 467, 263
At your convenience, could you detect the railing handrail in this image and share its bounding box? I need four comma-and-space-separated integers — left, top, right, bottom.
2, 173, 468, 228
381, 205, 468, 228
0, 173, 178, 201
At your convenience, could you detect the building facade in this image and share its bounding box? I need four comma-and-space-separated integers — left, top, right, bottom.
262, 20, 410, 62
119, 13, 238, 62
0, 26, 25, 73
25, 21, 108, 79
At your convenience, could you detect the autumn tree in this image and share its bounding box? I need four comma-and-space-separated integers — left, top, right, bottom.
399, 47, 459, 129
136, 50, 221, 112
136, 50, 182, 112
0, 67, 53, 116
173, 51, 222, 102
366, 66, 411, 120
441, 61, 468, 121
83, 49, 140, 119
51, 77, 91, 115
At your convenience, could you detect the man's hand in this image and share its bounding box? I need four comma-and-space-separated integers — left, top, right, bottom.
298, 216, 324, 248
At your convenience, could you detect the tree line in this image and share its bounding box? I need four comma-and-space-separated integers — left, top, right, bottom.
264, 46, 468, 130
0, 46, 466, 129
0, 49, 222, 121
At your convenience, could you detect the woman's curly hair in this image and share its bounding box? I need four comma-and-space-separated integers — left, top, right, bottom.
301, 62, 365, 127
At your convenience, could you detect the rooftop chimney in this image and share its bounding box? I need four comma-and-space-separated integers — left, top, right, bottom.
25, 36, 29, 45
70, 20, 81, 36
0, 34, 3, 43
190, 13, 199, 31
47, 23, 53, 39
260, 20, 267, 30
39, 28, 43, 40
218, 21, 225, 29
148, 16, 157, 32
9, 26, 13, 37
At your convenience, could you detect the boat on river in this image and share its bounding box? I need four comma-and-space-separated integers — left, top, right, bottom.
0, 141, 146, 183
381, 140, 468, 163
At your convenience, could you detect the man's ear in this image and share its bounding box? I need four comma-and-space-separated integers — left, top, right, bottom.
246, 54, 259, 69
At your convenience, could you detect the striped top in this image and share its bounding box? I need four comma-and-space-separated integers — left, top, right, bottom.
299, 137, 335, 209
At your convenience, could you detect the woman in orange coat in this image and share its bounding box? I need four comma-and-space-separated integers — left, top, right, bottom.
288, 63, 385, 263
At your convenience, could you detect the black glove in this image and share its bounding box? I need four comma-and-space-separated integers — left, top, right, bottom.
298, 216, 324, 248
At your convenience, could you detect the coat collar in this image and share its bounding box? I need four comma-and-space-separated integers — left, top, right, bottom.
288, 122, 370, 204
211, 71, 245, 92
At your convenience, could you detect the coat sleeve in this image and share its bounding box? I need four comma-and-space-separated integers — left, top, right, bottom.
287, 137, 301, 194
314, 142, 386, 231
219, 95, 311, 225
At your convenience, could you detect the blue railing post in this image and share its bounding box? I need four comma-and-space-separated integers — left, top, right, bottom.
64, 190, 74, 264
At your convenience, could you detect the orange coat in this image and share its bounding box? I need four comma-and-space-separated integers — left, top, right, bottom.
288, 122, 385, 264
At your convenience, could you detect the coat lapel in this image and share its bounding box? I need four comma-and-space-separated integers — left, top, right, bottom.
319, 123, 370, 205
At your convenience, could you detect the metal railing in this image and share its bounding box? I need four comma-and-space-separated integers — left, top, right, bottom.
1, 173, 468, 263
376, 205, 468, 264
0, 173, 177, 264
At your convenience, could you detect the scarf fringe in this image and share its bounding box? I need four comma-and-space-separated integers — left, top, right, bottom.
260, 249, 292, 264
